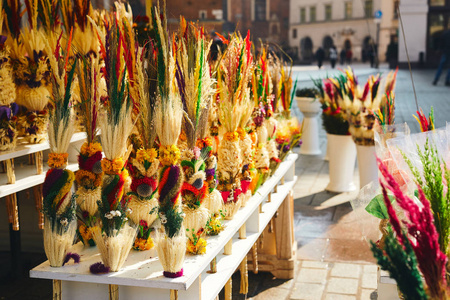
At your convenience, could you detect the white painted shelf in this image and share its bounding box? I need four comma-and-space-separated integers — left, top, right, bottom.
0, 132, 86, 162
30, 153, 298, 300
0, 162, 79, 198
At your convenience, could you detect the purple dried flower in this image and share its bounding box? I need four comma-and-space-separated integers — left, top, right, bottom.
90, 262, 110, 274
63, 253, 81, 266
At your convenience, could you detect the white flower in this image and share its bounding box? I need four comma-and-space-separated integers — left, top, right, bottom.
160, 213, 167, 224
126, 208, 133, 214
124, 217, 128, 222
105, 213, 113, 219
60, 218, 68, 226
115, 210, 121, 217
110, 210, 117, 217
180, 213, 186, 218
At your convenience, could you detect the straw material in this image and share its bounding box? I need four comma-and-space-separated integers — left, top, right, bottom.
254, 147, 270, 169
156, 229, 186, 274
240, 134, 253, 166
267, 139, 279, 161
204, 189, 223, 215
43, 217, 77, 267
224, 196, 242, 220
183, 205, 210, 235
75, 187, 101, 216
15, 85, 50, 112
217, 139, 241, 182
127, 195, 159, 226
0, 61, 16, 107
92, 223, 137, 272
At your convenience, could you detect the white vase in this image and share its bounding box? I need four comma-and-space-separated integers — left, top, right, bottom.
326, 134, 356, 193
356, 145, 378, 189
296, 97, 322, 155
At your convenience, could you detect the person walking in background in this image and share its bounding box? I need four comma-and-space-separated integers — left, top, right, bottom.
368, 46, 375, 68
346, 48, 353, 65
386, 36, 399, 69
433, 29, 450, 86
329, 46, 337, 69
316, 47, 325, 69
340, 49, 346, 65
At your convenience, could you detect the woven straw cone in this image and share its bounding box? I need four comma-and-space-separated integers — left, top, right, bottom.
156, 229, 186, 274
267, 139, 279, 161
127, 195, 159, 226
92, 223, 137, 272
254, 147, 270, 169
16, 85, 50, 112
183, 205, 210, 237
204, 189, 223, 214
264, 117, 278, 139
239, 134, 253, 166
240, 190, 252, 208
56, 189, 73, 215
43, 217, 77, 267
223, 196, 242, 220
0, 66, 16, 106
218, 139, 241, 182
76, 187, 101, 216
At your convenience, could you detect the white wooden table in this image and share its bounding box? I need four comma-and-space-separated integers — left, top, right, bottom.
30, 153, 298, 300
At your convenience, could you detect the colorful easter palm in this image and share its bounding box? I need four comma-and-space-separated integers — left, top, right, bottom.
42, 32, 77, 267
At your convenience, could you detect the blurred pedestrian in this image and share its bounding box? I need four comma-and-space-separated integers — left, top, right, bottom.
316, 47, 325, 69
340, 49, 346, 65
386, 37, 398, 69
368, 47, 375, 68
346, 49, 353, 65
433, 29, 450, 86
329, 46, 337, 69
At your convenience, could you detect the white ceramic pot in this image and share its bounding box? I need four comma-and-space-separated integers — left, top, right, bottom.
296, 97, 322, 155
356, 145, 378, 189
326, 133, 357, 193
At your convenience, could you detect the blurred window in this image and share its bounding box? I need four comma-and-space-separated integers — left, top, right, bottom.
293, 28, 297, 38
199, 10, 207, 20
345, 2, 352, 19
255, 0, 266, 21
300, 7, 306, 23
430, 0, 445, 6
325, 4, 332, 21
310, 6, 316, 22
364, 0, 373, 18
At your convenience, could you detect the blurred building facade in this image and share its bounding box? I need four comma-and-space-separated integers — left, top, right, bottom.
128, 0, 290, 48
399, 0, 450, 67
289, 0, 398, 63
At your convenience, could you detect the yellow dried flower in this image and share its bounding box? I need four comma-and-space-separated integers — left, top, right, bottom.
136, 148, 158, 164
48, 153, 68, 169
81, 142, 102, 157
236, 127, 247, 140
101, 158, 125, 174
224, 131, 239, 142
187, 237, 207, 255
159, 145, 181, 166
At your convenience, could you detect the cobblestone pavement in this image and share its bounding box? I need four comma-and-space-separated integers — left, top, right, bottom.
232, 64, 448, 300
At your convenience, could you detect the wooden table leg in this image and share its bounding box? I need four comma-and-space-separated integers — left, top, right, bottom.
240, 256, 248, 294
224, 277, 232, 300
252, 243, 258, 274
6, 158, 15, 184
224, 239, 232, 255
170, 290, 178, 300
207, 257, 217, 273
239, 223, 246, 239
109, 284, 118, 300
35, 151, 43, 175
53, 280, 61, 300
33, 185, 44, 229
6, 193, 19, 231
